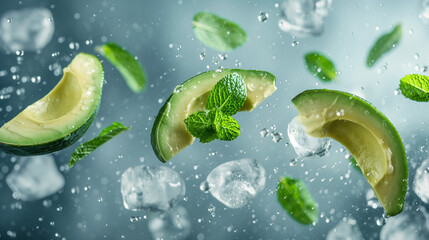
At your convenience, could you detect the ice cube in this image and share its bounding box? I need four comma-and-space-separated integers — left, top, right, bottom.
287, 116, 331, 158
120, 165, 185, 211
413, 158, 429, 204
326, 217, 364, 240
6, 155, 64, 201
0, 7, 54, 52
278, 0, 332, 37
205, 158, 265, 208
380, 206, 429, 240
148, 205, 191, 240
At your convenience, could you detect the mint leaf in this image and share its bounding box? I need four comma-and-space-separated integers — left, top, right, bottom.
193, 12, 247, 51
277, 177, 318, 225
212, 109, 240, 141
399, 74, 429, 102
184, 110, 217, 143
96, 42, 147, 93
304, 52, 337, 82
367, 24, 402, 67
69, 122, 130, 167
206, 73, 247, 116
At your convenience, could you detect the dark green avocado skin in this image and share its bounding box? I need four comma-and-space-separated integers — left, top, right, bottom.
0, 107, 98, 156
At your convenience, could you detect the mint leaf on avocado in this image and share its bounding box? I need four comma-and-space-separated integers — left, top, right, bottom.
304, 52, 337, 82
207, 72, 247, 116
399, 74, 429, 102
367, 24, 402, 67
277, 177, 318, 225
193, 12, 247, 52
212, 109, 240, 141
69, 122, 130, 167
184, 73, 246, 143
184, 110, 217, 143
96, 42, 147, 93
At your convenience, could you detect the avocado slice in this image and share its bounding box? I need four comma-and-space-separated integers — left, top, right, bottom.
151, 69, 276, 162
0, 53, 104, 155
292, 89, 408, 216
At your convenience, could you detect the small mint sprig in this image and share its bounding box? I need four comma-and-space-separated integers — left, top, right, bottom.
366, 24, 402, 67
277, 176, 318, 225
399, 74, 429, 102
304, 52, 337, 82
69, 122, 130, 167
184, 73, 246, 143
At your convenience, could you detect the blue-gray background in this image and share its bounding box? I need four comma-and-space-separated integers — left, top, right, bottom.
0, 0, 428, 239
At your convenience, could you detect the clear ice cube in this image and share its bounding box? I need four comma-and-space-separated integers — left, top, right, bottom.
0, 7, 54, 52
413, 158, 429, 204
327, 217, 364, 240
205, 158, 265, 208
148, 205, 191, 240
6, 155, 65, 201
278, 0, 332, 37
380, 206, 429, 240
287, 116, 331, 158
120, 165, 186, 211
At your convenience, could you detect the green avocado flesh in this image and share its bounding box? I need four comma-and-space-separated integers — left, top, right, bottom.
0, 53, 104, 155
292, 89, 408, 216
151, 69, 277, 163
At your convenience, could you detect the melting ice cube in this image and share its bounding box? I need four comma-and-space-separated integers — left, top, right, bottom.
6, 155, 64, 201
278, 0, 332, 37
380, 206, 429, 240
148, 205, 191, 240
413, 158, 429, 204
120, 165, 185, 211
0, 7, 54, 52
327, 217, 364, 240
287, 116, 331, 158
204, 158, 265, 208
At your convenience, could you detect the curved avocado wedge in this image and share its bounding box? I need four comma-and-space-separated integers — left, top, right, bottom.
0, 53, 104, 155
151, 69, 276, 162
292, 89, 408, 216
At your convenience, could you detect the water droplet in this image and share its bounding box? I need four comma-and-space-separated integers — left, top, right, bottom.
376, 216, 386, 226
394, 89, 400, 95
289, 158, 298, 166
130, 216, 142, 222
235, 60, 242, 67
199, 181, 210, 193
260, 128, 269, 137
271, 132, 283, 143
43, 199, 52, 208
218, 53, 227, 60
174, 84, 183, 93
199, 52, 205, 60
291, 40, 299, 47
258, 12, 269, 22
207, 204, 216, 217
